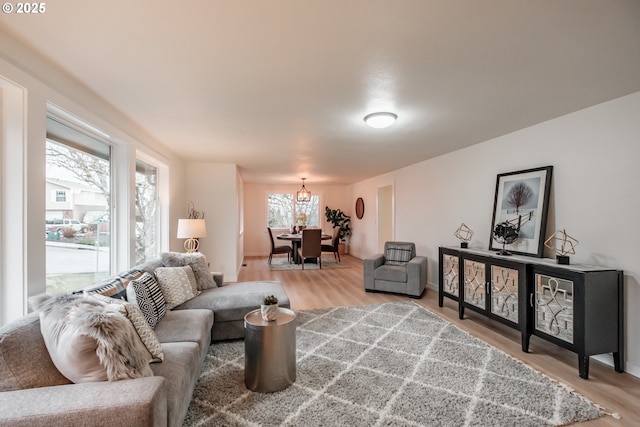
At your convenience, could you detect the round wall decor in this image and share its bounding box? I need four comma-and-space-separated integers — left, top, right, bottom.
355, 197, 365, 219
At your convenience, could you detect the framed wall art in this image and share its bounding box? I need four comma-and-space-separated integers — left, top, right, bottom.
489, 166, 553, 257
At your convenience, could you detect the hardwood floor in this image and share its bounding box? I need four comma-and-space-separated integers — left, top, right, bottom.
237, 254, 640, 426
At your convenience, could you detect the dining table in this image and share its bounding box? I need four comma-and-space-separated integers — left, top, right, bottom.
276, 232, 332, 264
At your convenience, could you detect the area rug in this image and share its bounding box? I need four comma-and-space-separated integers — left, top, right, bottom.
183, 302, 603, 426
268, 257, 348, 271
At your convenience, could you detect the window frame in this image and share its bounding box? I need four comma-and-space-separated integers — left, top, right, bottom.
266, 191, 322, 230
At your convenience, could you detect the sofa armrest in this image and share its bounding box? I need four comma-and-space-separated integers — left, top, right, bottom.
406, 256, 428, 297
212, 272, 224, 287
0, 376, 167, 427
363, 254, 385, 290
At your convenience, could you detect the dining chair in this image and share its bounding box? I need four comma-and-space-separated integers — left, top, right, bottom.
298, 228, 322, 269
267, 227, 292, 264
321, 226, 341, 262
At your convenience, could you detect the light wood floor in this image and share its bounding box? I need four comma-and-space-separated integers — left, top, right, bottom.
237, 254, 640, 426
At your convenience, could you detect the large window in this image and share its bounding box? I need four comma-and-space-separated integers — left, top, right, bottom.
45, 117, 111, 293
267, 193, 319, 228
135, 159, 158, 264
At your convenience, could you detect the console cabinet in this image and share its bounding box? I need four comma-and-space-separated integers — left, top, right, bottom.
438, 246, 624, 379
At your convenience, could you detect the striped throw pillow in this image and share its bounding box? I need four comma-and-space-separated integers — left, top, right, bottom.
385, 244, 413, 266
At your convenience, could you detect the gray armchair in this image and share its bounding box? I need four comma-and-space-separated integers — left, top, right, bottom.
363, 241, 427, 298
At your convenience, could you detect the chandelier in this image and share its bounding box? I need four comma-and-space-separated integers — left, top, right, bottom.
296, 178, 311, 202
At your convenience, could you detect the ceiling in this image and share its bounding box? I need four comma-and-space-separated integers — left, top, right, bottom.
2, 0, 639, 184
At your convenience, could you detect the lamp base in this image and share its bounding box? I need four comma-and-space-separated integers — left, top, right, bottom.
184, 238, 200, 253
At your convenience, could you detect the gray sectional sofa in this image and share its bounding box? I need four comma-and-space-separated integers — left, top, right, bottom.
0, 257, 290, 427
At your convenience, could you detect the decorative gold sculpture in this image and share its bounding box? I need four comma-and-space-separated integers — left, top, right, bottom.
544, 229, 579, 264
454, 223, 474, 248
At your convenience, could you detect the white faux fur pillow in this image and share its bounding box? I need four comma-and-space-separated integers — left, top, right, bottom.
154, 265, 199, 310
29, 294, 154, 383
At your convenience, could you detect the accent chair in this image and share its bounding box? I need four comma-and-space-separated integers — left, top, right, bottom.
363, 241, 427, 298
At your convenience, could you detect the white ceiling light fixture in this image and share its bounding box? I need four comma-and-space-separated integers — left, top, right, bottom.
364, 112, 398, 129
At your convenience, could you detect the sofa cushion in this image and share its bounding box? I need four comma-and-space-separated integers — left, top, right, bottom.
374, 264, 408, 283
0, 312, 71, 391
176, 281, 290, 323
151, 342, 202, 427
154, 309, 213, 363
154, 266, 199, 310
30, 294, 154, 383
89, 293, 164, 363
126, 272, 167, 328
161, 251, 217, 290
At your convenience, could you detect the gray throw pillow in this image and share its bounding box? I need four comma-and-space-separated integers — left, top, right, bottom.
161, 251, 216, 290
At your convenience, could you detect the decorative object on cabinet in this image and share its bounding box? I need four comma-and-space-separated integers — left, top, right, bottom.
438, 246, 624, 379
454, 223, 474, 248
355, 197, 365, 219
544, 229, 579, 265
492, 221, 519, 255
489, 166, 553, 257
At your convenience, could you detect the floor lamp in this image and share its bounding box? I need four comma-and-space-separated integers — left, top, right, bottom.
177, 218, 207, 253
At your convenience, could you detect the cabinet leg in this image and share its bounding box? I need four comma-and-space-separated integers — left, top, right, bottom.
458, 305, 464, 320
578, 354, 590, 379
438, 292, 443, 307
522, 334, 531, 353
613, 352, 624, 373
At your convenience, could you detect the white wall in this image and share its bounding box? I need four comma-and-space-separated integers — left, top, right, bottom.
243, 183, 351, 257
184, 163, 241, 281
0, 29, 187, 324
349, 92, 640, 376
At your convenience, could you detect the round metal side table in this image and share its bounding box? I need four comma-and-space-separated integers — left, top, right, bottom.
244, 307, 297, 393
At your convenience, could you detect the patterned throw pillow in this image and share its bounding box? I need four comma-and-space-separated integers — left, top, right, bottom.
81, 276, 126, 300
126, 273, 167, 329
117, 268, 144, 290
154, 266, 199, 310
89, 293, 164, 363
385, 243, 413, 266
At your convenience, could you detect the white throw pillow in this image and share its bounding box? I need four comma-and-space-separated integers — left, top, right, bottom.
154, 265, 199, 309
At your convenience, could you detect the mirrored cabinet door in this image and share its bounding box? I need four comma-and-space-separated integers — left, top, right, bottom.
442, 254, 459, 297
463, 259, 486, 309
534, 273, 574, 344
490, 265, 519, 324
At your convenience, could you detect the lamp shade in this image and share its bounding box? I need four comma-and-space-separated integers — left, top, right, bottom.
177, 219, 207, 238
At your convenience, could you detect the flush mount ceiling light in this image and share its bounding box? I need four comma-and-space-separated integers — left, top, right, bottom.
296, 177, 311, 202
364, 112, 398, 129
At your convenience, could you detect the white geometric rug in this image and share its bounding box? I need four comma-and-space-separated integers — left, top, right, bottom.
183, 302, 603, 426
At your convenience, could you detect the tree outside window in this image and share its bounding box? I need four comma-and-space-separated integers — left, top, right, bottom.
268, 193, 319, 229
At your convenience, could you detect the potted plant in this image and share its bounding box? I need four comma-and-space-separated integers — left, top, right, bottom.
261, 295, 279, 321
324, 206, 352, 254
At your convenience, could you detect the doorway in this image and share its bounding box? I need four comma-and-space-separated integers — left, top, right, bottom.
377, 184, 394, 252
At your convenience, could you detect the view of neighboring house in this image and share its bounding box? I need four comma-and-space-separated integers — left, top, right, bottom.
45, 178, 108, 223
